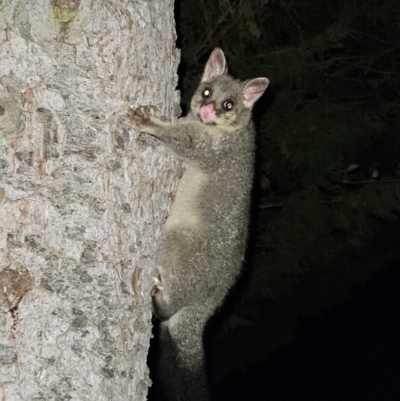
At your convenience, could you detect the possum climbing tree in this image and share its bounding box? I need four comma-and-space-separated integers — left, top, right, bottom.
0, 1, 180, 400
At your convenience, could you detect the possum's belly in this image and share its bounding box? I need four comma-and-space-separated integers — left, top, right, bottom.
164, 166, 207, 230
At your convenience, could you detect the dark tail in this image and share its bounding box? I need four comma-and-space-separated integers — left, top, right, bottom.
156, 307, 211, 401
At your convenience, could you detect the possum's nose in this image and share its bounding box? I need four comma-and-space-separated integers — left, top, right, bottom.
200, 103, 216, 123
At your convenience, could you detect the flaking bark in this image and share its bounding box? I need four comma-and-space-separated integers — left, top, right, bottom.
0, 1, 180, 400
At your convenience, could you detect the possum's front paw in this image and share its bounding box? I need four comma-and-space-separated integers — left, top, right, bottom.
127, 106, 158, 132
150, 273, 164, 297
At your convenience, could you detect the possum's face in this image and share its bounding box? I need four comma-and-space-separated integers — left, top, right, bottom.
189, 48, 268, 131
190, 75, 251, 130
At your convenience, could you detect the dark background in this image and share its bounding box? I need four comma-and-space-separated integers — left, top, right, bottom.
149, 0, 400, 399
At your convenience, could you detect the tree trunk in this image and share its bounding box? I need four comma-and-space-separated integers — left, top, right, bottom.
0, 1, 180, 400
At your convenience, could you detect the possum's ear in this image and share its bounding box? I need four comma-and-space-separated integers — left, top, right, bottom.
201, 48, 227, 82
242, 78, 269, 108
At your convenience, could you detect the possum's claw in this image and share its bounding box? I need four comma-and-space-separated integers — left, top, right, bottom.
150, 274, 164, 297
127, 105, 157, 130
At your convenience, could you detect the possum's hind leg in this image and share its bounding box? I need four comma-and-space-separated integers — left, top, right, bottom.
158, 306, 212, 401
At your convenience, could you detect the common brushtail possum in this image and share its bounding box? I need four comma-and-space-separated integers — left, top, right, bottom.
127, 48, 269, 401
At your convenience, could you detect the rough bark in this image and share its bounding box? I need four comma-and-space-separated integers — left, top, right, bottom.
0, 1, 180, 400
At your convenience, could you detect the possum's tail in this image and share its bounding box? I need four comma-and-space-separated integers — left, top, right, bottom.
157, 307, 211, 401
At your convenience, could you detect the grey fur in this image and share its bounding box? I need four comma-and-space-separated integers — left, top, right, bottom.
128, 48, 269, 401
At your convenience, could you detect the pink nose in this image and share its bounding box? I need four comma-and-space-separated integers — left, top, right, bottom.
200, 103, 215, 123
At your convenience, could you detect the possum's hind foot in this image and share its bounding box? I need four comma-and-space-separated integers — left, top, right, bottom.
150, 270, 164, 297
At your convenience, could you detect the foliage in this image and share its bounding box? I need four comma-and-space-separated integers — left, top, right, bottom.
177, 0, 400, 377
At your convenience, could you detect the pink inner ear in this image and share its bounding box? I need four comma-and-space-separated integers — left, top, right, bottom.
202, 48, 226, 81
243, 78, 269, 105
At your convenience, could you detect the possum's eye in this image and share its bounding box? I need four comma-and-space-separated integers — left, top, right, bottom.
202, 88, 212, 98
222, 99, 234, 111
